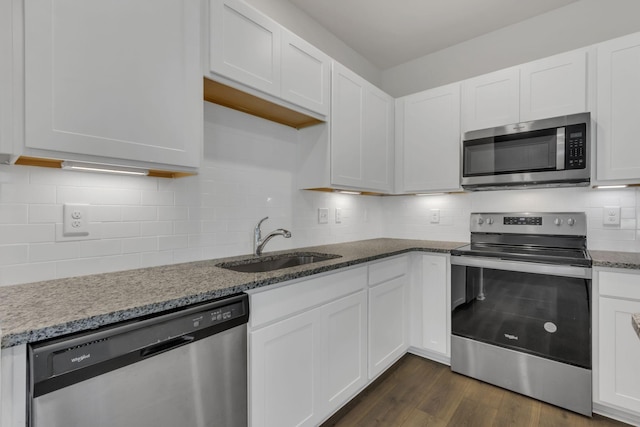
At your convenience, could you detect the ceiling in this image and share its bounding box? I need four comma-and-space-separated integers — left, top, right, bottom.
287, 0, 580, 70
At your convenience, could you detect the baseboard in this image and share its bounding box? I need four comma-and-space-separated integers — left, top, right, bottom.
593, 402, 640, 426
407, 346, 450, 366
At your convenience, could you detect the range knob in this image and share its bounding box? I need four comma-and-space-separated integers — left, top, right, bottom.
567, 218, 576, 226
487, 218, 494, 225
478, 218, 484, 225
554, 218, 563, 226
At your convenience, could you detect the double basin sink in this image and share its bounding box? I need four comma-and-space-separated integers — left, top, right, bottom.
217, 252, 341, 273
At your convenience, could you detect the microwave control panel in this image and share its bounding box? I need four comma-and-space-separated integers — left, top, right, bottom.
566, 123, 587, 169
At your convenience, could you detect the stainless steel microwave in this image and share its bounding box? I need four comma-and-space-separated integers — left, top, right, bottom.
461, 113, 590, 190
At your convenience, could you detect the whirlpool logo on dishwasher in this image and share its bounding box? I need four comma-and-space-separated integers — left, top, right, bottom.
504, 333, 519, 341
71, 354, 91, 363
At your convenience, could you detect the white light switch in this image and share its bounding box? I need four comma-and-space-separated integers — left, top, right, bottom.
318, 208, 329, 224
335, 208, 342, 223
603, 206, 621, 226
430, 209, 440, 224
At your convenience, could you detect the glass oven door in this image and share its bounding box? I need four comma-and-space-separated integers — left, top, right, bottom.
451, 258, 591, 369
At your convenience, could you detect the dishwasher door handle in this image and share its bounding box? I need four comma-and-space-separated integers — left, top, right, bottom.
140, 335, 195, 358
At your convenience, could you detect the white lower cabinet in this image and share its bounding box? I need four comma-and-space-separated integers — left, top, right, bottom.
248, 266, 367, 427
596, 269, 640, 420
250, 309, 319, 427
368, 256, 409, 379
419, 254, 449, 359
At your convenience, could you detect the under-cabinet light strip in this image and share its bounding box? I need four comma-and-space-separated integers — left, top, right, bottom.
61, 161, 149, 176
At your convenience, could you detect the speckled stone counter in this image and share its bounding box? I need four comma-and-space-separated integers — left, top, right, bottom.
591, 250, 640, 270
0, 238, 463, 348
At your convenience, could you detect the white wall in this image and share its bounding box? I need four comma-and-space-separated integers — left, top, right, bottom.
0, 103, 384, 287
383, 187, 640, 253
243, 0, 382, 87
381, 0, 640, 97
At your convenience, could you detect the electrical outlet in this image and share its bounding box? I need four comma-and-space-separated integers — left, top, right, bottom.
430, 209, 440, 224
318, 208, 329, 224
63, 204, 90, 236
335, 208, 342, 223
603, 206, 621, 226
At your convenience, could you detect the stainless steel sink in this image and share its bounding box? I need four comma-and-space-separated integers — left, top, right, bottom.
217, 252, 341, 273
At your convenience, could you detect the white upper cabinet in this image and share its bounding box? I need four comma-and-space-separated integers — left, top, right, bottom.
209, 0, 281, 97
462, 49, 588, 132
462, 67, 519, 132
396, 83, 461, 193
520, 49, 587, 122
207, 0, 330, 118
22, 0, 202, 170
331, 62, 394, 193
281, 30, 330, 117
0, 0, 13, 162
595, 32, 640, 184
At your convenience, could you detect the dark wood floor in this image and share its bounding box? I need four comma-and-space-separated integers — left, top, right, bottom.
321, 354, 630, 427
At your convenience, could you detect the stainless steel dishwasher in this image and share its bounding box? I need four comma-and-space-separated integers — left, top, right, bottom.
28, 293, 249, 427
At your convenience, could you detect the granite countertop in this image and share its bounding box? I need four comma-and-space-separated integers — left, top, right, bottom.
0, 238, 463, 349
590, 250, 640, 270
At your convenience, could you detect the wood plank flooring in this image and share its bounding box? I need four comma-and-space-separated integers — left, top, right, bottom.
321, 354, 631, 427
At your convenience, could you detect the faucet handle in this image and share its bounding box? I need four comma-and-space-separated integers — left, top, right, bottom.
256, 216, 269, 230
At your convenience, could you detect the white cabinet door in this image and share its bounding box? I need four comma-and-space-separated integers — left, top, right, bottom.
362, 85, 394, 192
597, 270, 640, 415
209, 0, 281, 97
0, 0, 12, 159
462, 67, 519, 132
421, 254, 449, 357
368, 276, 408, 379
24, 0, 201, 169
331, 62, 393, 192
320, 290, 367, 416
398, 83, 461, 193
520, 50, 587, 121
281, 30, 331, 116
250, 309, 320, 427
596, 32, 640, 183
599, 296, 640, 412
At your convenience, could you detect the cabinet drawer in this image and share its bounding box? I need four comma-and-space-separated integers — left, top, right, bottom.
599, 270, 640, 300
368, 256, 407, 286
250, 266, 367, 328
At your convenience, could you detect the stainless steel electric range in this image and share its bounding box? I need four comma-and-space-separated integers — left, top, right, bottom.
450, 212, 592, 416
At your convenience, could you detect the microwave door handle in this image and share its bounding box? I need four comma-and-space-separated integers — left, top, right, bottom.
556, 127, 565, 170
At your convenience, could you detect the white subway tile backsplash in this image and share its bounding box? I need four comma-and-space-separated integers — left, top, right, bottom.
29, 205, 61, 224
122, 237, 158, 254
0, 224, 55, 245
101, 222, 141, 239
0, 204, 28, 224
0, 183, 56, 204
77, 239, 123, 258
122, 206, 157, 222
0, 262, 56, 287
29, 242, 79, 262
0, 245, 28, 266
141, 190, 174, 206
158, 235, 189, 251
140, 221, 173, 237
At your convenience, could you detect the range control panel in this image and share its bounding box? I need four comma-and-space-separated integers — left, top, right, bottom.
504, 216, 542, 226
471, 212, 586, 236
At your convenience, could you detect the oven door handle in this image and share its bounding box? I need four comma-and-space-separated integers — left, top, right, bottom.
450, 255, 592, 279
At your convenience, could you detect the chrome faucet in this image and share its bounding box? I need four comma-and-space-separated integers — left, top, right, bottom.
254, 216, 292, 256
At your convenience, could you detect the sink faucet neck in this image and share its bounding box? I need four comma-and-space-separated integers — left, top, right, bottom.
254, 217, 292, 256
